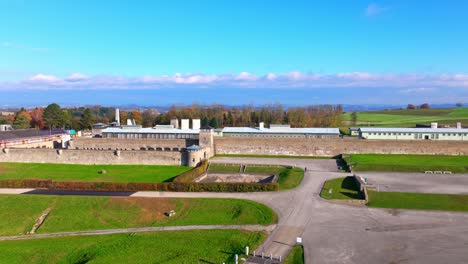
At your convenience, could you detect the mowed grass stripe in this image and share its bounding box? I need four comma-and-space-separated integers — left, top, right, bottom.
0, 195, 276, 236
367, 191, 468, 212
0, 162, 192, 182
345, 154, 468, 173
0, 230, 266, 264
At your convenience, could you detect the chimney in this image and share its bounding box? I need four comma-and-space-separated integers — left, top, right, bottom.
431, 122, 438, 129
115, 108, 120, 124
181, 119, 189, 130
192, 119, 201, 130
457, 122, 462, 129
259, 122, 265, 130
170, 118, 179, 129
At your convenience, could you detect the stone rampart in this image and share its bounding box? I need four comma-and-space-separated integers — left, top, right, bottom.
70, 138, 195, 151
214, 137, 468, 156
0, 148, 183, 165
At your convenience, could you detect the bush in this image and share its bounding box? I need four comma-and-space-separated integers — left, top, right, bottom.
173, 160, 209, 183
0, 179, 278, 192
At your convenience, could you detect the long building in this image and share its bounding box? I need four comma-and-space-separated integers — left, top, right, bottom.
359, 123, 468, 141
220, 123, 340, 138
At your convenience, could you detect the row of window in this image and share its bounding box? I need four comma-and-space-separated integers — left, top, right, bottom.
366, 132, 467, 137
225, 133, 338, 138
103, 133, 198, 139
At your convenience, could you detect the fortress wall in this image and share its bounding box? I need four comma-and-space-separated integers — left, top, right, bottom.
70, 138, 194, 151
0, 148, 183, 165
214, 138, 468, 156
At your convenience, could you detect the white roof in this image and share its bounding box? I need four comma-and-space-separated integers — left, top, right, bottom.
359, 127, 468, 133
222, 127, 340, 134
102, 127, 199, 134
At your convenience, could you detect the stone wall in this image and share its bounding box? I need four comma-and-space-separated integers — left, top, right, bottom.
0, 148, 183, 165
214, 137, 468, 156
70, 138, 196, 151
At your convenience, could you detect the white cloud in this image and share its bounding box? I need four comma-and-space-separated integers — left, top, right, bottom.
27, 74, 61, 83
1, 71, 467, 91
365, 3, 386, 17
66, 73, 89, 82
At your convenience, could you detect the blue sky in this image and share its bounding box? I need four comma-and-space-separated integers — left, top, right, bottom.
1, 0, 467, 106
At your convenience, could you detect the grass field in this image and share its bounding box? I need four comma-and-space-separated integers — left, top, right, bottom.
345, 154, 468, 173
0, 229, 265, 264
0, 195, 276, 236
283, 245, 305, 264
367, 191, 468, 212
342, 107, 468, 127
320, 177, 364, 200
0, 162, 191, 182
245, 165, 304, 190
214, 154, 333, 159
208, 164, 241, 173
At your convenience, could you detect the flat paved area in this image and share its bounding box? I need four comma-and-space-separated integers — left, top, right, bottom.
2, 157, 468, 264
360, 171, 468, 194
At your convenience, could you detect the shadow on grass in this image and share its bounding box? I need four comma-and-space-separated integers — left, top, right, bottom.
340, 176, 365, 199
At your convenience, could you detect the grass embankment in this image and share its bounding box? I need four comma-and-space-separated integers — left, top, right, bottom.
342, 107, 468, 127
208, 164, 241, 173
214, 154, 332, 159
345, 154, 468, 173
0, 230, 265, 264
0, 162, 192, 182
245, 165, 304, 190
283, 245, 305, 264
0, 195, 276, 236
367, 191, 468, 212
320, 177, 364, 200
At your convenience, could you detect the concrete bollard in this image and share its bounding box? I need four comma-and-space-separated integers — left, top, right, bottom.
235, 254, 238, 264
245, 246, 249, 256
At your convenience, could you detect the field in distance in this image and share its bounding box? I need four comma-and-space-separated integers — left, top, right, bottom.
342, 107, 468, 127
0, 163, 192, 182
0, 195, 276, 236
345, 154, 468, 173
0, 229, 265, 264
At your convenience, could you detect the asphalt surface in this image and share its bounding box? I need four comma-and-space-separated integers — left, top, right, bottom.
1, 157, 468, 263
359, 171, 468, 194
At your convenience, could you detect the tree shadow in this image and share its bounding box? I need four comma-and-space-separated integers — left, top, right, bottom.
340, 176, 364, 199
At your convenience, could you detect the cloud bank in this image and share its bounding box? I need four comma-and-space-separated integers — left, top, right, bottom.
1, 72, 467, 92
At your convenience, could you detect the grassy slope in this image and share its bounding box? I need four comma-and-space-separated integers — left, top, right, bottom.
0, 195, 276, 236
0, 163, 191, 183
0, 230, 265, 264
208, 164, 241, 173
367, 191, 468, 212
283, 245, 305, 264
245, 166, 304, 190
342, 107, 468, 127
320, 177, 364, 200
346, 154, 468, 173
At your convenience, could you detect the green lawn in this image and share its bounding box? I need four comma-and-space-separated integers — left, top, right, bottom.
320, 177, 364, 200
283, 245, 305, 264
367, 191, 468, 212
214, 154, 333, 159
342, 107, 468, 127
0, 162, 192, 182
345, 154, 468, 173
0, 229, 265, 264
208, 164, 241, 173
245, 165, 284, 174
0, 195, 276, 236
244, 165, 304, 190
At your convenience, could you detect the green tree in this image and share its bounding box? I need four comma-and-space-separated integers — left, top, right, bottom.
13, 110, 32, 129
80, 108, 95, 130
201, 116, 209, 126
209, 117, 219, 128
61, 110, 73, 129
43, 103, 63, 130
350, 112, 358, 126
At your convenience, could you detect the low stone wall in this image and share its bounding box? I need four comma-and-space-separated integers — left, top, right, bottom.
0, 148, 183, 165
214, 137, 468, 156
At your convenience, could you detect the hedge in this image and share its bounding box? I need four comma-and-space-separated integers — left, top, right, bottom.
173, 160, 209, 183
0, 179, 278, 192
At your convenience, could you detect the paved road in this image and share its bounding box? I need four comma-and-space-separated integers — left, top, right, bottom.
0, 224, 276, 241
2, 157, 468, 264
359, 171, 468, 194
